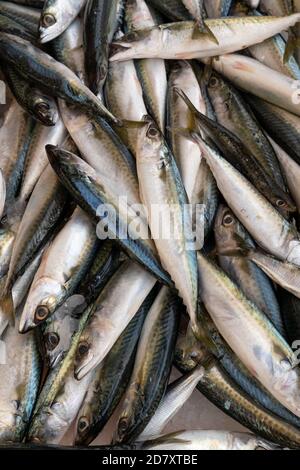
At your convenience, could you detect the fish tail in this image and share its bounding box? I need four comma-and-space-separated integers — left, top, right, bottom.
256, 439, 283, 450
167, 126, 196, 141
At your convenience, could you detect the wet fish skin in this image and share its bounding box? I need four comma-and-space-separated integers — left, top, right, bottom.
0, 316, 41, 443
199, 306, 300, 429
0, 1, 40, 35
3, 65, 58, 126
114, 286, 180, 444
110, 14, 300, 61
41, 295, 86, 370
41, 241, 121, 369
0, 101, 35, 220
5, 164, 68, 294
143, 430, 278, 450
167, 61, 203, 202
126, 0, 167, 133
247, 95, 300, 167
194, 137, 300, 267
51, 18, 85, 83
204, 0, 232, 17
16, 117, 66, 207
76, 240, 123, 307
104, 36, 148, 156
136, 119, 198, 331
84, 0, 119, 95
0, 33, 119, 125
11, 248, 44, 312
73, 260, 157, 380
197, 251, 300, 418
0, 228, 15, 281
19, 207, 99, 333
74, 285, 158, 446
139, 365, 204, 440
214, 205, 285, 336
248, 20, 300, 80
47, 144, 171, 286
260, 0, 293, 17
0, 13, 37, 42
146, 0, 192, 21
176, 353, 300, 449
178, 89, 294, 216
206, 70, 285, 188
208, 53, 300, 118
39, 0, 86, 44
175, 320, 209, 371
269, 137, 300, 213
0, 170, 5, 221
59, 100, 138, 207
9, 1, 43, 6
27, 303, 95, 445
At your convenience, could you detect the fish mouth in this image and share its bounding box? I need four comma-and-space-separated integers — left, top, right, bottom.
74, 353, 98, 381
39, 25, 62, 44
18, 315, 36, 334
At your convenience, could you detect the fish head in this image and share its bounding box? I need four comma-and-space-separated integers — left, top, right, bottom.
214, 204, 246, 253
39, 4, 62, 43
267, 188, 297, 216
33, 95, 58, 126
19, 277, 64, 333
113, 389, 140, 444
136, 117, 167, 164
75, 410, 93, 445
206, 71, 233, 121
175, 323, 208, 370
110, 27, 161, 61
39, 2, 79, 43
74, 387, 100, 446
74, 322, 100, 381
42, 295, 84, 368
27, 406, 64, 445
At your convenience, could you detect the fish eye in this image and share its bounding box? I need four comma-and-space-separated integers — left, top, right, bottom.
223, 214, 234, 226
35, 305, 50, 323
36, 102, 50, 113
126, 31, 138, 42
77, 416, 90, 434
42, 13, 57, 28
45, 332, 60, 351
147, 125, 159, 138
209, 76, 219, 88
118, 417, 128, 434
77, 341, 90, 359
276, 199, 286, 208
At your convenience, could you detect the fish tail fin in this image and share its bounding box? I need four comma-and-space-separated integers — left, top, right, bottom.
143, 431, 190, 448
284, 31, 300, 63
167, 126, 196, 141
191, 319, 220, 358
0, 290, 15, 327
122, 118, 150, 129
173, 87, 201, 121
256, 439, 282, 450
192, 20, 219, 45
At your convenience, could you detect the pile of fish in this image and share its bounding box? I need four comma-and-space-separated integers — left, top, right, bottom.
3, 0, 300, 451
